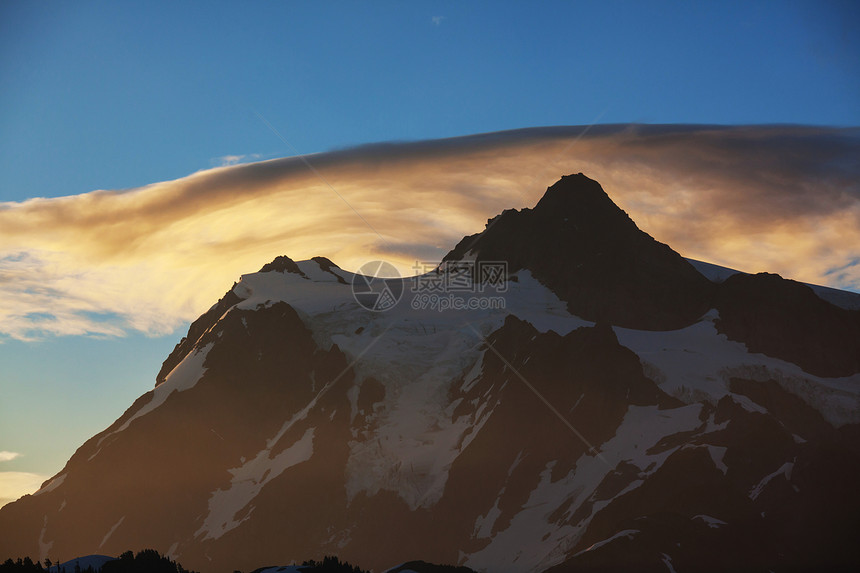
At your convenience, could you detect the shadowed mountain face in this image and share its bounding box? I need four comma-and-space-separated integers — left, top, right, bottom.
444, 174, 860, 375
443, 174, 715, 331
713, 272, 860, 377
2, 175, 859, 573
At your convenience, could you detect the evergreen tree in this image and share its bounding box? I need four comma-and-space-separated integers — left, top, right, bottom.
300, 556, 368, 573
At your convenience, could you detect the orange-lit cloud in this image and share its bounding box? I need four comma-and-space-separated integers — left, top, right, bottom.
0, 471, 48, 508
0, 452, 46, 508
1, 125, 858, 341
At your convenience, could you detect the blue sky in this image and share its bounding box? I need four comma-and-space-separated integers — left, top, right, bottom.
2, 1, 858, 203
0, 0, 859, 502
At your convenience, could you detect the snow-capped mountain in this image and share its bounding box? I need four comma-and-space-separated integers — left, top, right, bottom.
2, 174, 859, 572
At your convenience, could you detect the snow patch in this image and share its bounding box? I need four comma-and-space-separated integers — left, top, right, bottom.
165, 542, 179, 561
730, 393, 768, 415
576, 529, 639, 556
99, 516, 125, 549
616, 310, 860, 426
33, 474, 66, 496
661, 552, 677, 573
681, 444, 728, 475
472, 451, 524, 540
749, 462, 794, 501
94, 343, 214, 453
196, 427, 315, 540
38, 516, 52, 562
687, 259, 742, 283
473, 498, 503, 540
297, 259, 347, 283
806, 283, 860, 310
693, 514, 728, 528
460, 357, 484, 394
707, 446, 728, 475
346, 383, 360, 422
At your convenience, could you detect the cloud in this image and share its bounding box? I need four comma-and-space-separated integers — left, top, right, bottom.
432, 16, 445, 26
0, 471, 47, 508
212, 154, 264, 167
0, 452, 21, 462
0, 125, 858, 341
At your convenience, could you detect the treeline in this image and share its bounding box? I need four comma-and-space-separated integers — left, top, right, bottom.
1, 550, 196, 573
0, 553, 366, 573
103, 550, 196, 573
1, 553, 466, 573
0, 558, 42, 573
294, 556, 367, 573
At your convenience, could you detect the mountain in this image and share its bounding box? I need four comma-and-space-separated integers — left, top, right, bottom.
443, 174, 715, 331
48, 555, 116, 573
2, 174, 859, 572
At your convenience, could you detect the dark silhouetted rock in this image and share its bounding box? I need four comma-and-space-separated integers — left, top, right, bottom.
444, 174, 715, 330
714, 272, 860, 376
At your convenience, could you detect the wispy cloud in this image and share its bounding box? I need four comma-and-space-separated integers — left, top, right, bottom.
0, 125, 858, 341
212, 154, 263, 167
0, 452, 21, 463
431, 15, 445, 26
0, 471, 48, 508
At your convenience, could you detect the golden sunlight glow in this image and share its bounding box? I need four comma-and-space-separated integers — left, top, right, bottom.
1, 126, 857, 340
0, 472, 47, 509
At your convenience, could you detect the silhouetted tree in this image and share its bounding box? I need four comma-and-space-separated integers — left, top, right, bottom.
0, 557, 45, 573
300, 556, 368, 573
100, 550, 196, 573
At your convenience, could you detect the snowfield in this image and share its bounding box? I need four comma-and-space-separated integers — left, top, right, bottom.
22, 255, 859, 572
65, 257, 860, 522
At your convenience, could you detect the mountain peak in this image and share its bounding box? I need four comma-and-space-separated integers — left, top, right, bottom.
532, 173, 641, 237
534, 173, 613, 212
259, 255, 305, 275
444, 174, 714, 330
310, 256, 340, 270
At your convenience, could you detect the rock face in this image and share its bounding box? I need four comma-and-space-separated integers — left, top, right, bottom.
2, 175, 859, 573
714, 272, 860, 377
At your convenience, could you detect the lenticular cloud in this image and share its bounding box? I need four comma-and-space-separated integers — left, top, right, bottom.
1, 125, 858, 340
